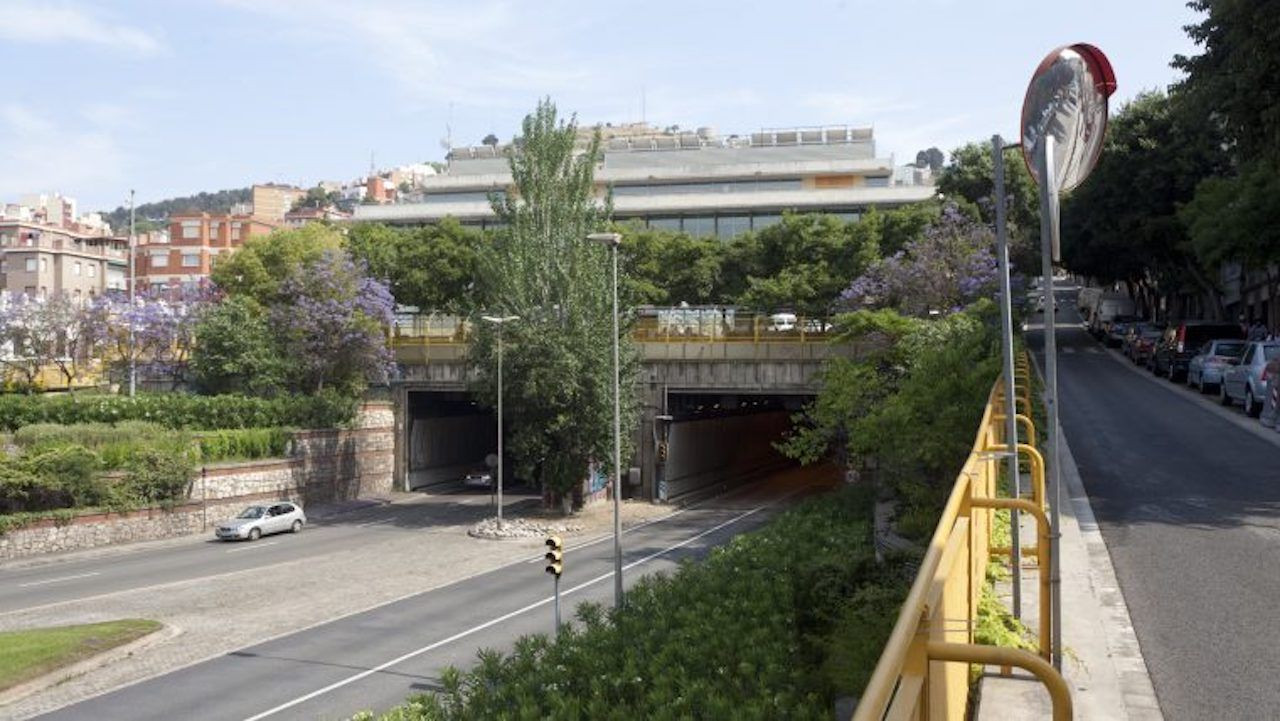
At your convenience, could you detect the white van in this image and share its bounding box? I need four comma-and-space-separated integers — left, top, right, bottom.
1077, 287, 1102, 318
1090, 294, 1136, 336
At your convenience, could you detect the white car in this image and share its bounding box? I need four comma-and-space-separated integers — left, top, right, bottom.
215, 503, 306, 541
768, 313, 797, 331
463, 469, 493, 489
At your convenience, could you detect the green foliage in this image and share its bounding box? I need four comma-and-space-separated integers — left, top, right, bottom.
0, 392, 355, 432
470, 99, 638, 503
100, 188, 251, 233
120, 445, 196, 508
195, 428, 293, 463
362, 486, 911, 720
347, 219, 484, 312
190, 297, 287, 396
617, 223, 723, 306
210, 224, 344, 303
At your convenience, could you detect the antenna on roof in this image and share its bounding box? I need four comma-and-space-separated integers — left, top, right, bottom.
439, 102, 455, 152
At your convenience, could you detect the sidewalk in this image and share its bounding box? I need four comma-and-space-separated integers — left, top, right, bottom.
976, 429, 1162, 720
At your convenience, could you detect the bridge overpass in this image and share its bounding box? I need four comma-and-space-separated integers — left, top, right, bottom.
388, 311, 856, 502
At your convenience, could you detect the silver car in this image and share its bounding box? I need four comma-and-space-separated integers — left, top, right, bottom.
1186, 339, 1246, 393
1221, 342, 1280, 417
215, 502, 306, 541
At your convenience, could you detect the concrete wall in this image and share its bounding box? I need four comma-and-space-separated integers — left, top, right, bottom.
0, 403, 394, 561
658, 411, 792, 501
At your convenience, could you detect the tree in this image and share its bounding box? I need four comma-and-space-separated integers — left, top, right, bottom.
347, 219, 485, 312
482, 133, 500, 147
189, 296, 286, 395
292, 185, 342, 211
1060, 91, 1230, 318
840, 206, 998, 317
270, 251, 394, 394
0, 293, 48, 390
210, 223, 343, 303
914, 147, 944, 173
617, 224, 723, 306
937, 142, 1039, 275
471, 98, 637, 510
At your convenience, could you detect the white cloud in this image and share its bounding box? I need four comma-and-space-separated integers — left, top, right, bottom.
0, 104, 128, 201
0, 1, 163, 55
218, 0, 590, 107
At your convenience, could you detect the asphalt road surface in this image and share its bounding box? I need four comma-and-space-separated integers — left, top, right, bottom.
1029, 282, 1280, 721
0, 487, 534, 615
31, 465, 832, 721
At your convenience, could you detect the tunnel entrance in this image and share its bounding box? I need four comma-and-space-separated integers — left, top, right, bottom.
656, 392, 812, 501
406, 390, 496, 490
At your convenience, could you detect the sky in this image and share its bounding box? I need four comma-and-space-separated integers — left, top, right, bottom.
0, 0, 1202, 213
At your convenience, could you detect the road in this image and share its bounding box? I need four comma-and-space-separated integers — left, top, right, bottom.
28, 464, 832, 721
1030, 282, 1280, 721
0, 487, 534, 615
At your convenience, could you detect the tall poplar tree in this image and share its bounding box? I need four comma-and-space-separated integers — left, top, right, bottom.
471, 99, 638, 510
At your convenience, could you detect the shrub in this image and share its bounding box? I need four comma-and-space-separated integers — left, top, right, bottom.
361, 485, 913, 721
120, 445, 196, 508
0, 391, 358, 432
195, 428, 293, 463
23, 445, 104, 507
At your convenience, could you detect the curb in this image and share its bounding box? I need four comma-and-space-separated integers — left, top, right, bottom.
0, 623, 179, 709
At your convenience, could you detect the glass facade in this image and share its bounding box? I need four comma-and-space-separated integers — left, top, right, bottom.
612, 179, 803, 196
608, 210, 864, 240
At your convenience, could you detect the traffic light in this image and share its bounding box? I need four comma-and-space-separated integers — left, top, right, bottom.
545, 535, 563, 577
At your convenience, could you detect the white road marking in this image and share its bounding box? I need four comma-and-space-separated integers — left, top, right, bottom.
242, 505, 764, 721
18, 571, 100, 588
525, 507, 688, 564
225, 541, 279, 554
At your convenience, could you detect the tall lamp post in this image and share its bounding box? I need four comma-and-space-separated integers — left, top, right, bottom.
128, 189, 136, 397
586, 231, 624, 610
481, 314, 519, 529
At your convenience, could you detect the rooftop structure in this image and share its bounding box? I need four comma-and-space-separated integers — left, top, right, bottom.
355, 124, 936, 237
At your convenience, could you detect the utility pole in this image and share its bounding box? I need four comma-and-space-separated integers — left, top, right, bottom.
128, 189, 136, 397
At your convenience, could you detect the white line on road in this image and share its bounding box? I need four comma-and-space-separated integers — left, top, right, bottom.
524, 507, 688, 564
17, 571, 100, 588
242, 505, 764, 721
225, 541, 279, 554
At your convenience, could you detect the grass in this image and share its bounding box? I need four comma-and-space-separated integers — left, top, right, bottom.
0, 619, 162, 692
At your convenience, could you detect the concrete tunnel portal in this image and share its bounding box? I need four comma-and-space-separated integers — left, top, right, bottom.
402, 388, 814, 501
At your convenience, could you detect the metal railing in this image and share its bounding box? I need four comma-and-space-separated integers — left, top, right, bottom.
389, 310, 836, 347
852, 354, 1071, 721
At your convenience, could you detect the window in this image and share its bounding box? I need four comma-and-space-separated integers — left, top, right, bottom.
0, 233, 9, 246
87, 264, 97, 278
209, 222, 221, 236
23, 286, 35, 296
864, 176, 890, 188
74, 261, 82, 276
181, 221, 201, 239
25, 258, 36, 272
648, 217, 681, 232
751, 214, 783, 231
682, 216, 715, 238
182, 254, 200, 268
0, 259, 5, 273
716, 215, 751, 239
151, 253, 169, 268
40, 257, 48, 272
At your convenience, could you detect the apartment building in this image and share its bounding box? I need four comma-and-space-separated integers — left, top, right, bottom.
250, 184, 305, 221
354, 124, 936, 237
133, 212, 278, 291
0, 221, 128, 298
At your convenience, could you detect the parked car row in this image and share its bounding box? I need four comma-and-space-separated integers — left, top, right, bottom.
1118, 319, 1280, 422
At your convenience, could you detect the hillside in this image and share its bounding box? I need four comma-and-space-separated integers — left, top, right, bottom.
100, 188, 251, 233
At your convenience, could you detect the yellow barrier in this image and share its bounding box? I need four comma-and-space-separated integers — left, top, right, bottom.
851, 372, 1067, 721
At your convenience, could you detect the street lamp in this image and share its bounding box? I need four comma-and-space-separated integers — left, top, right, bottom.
481, 314, 519, 529
586, 231, 623, 610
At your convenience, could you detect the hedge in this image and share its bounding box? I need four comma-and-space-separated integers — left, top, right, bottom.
195, 427, 294, 463
354, 486, 913, 721
0, 391, 356, 432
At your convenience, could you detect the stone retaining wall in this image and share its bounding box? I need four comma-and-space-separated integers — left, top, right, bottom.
0, 403, 393, 561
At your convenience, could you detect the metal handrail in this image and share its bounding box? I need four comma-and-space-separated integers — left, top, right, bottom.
851, 371, 1067, 721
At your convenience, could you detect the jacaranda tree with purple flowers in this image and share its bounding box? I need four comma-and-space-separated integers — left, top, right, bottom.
839, 205, 998, 318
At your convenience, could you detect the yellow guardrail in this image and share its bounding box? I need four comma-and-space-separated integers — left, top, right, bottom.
853, 353, 1070, 721
388, 312, 835, 347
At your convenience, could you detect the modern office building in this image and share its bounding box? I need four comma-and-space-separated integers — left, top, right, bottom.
353, 124, 936, 237
132, 212, 279, 292
0, 221, 128, 298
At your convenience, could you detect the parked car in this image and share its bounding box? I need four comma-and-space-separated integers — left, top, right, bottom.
1261, 356, 1280, 428
1104, 317, 1139, 348
768, 312, 797, 331
1220, 341, 1280, 416
215, 502, 306, 541
1123, 323, 1164, 364
1151, 321, 1246, 381
1185, 339, 1246, 393
463, 469, 493, 489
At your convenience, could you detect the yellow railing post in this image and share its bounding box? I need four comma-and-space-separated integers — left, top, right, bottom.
925, 642, 1072, 721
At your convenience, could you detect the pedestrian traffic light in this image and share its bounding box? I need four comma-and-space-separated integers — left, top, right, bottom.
545, 535, 563, 577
